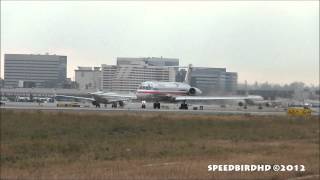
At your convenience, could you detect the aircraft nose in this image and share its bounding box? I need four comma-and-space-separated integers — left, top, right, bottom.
135, 90, 140, 96
135, 90, 144, 98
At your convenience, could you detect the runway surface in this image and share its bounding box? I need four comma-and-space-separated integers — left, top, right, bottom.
0, 101, 305, 116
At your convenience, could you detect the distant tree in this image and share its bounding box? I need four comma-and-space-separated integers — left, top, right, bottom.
254, 81, 259, 89
289, 82, 305, 90
272, 84, 282, 90
260, 82, 272, 90
62, 79, 78, 89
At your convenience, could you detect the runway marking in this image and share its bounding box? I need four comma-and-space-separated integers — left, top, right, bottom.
143, 162, 179, 167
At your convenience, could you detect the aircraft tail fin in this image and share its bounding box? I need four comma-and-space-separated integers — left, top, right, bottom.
183, 64, 192, 85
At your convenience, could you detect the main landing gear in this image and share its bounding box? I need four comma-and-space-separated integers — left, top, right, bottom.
119, 101, 124, 108
238, 101, 247, 109
92, 101, 100, 108
111, 101, 125, 108
179, 101, 188, 110
153, 102, 161, 109
111, 102, 118, 108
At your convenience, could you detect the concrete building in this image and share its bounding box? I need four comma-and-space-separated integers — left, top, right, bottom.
225, 72, 238, 92
101, 57, 178, 92
4, 54, 67, 88
75, 66, 101, 90
190, 67, 238, 95
0, 79, 4, 88
117, 57, 179, 66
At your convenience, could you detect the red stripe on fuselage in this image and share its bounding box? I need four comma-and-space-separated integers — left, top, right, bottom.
137, 90, 187, 95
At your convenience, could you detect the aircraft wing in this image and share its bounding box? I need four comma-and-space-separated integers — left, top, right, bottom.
55, 95, 95, 101
175, 95, 263, 101
56, 93, 136, 104
101, 94, 137, 99
103, 97, 136, 103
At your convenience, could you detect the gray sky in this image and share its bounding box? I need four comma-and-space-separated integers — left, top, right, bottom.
1, 1, 319, 85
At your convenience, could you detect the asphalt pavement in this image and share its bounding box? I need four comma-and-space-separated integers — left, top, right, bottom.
0, 101, 296, 116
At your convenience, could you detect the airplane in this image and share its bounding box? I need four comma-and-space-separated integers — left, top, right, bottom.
135, 81, 262, 109
135, 64, 263, 109
55, 91, 136, 108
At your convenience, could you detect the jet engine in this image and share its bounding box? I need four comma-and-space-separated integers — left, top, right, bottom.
92, 101, 100, 108
188, 87, 202, 96
119, 101, 125, 107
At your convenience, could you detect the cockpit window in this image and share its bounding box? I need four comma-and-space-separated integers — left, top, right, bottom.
138, 84, 152, 90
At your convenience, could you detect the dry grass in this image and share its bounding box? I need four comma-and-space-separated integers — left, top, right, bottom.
1, 109, 319, 179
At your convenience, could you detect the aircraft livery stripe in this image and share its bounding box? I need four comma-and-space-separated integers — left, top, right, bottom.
137, 90, 187, 95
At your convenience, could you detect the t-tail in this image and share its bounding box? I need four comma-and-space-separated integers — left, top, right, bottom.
183, 64, 192, 85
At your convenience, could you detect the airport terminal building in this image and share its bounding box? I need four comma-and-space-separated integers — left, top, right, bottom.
4, 54, 67, 88
102, 57, 178, 92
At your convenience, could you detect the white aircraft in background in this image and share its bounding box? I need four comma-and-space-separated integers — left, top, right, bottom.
136, 64, 263, 109
55, 91, 136, 108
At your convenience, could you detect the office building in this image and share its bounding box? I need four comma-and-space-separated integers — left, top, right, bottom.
190, 67, 238, 95
225, 72, 238, 92
4, 54, 67, 88
75, 66, 101, 90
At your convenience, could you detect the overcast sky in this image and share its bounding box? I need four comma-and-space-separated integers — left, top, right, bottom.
1, 1, 319, 85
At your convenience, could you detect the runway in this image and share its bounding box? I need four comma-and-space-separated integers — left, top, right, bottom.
0, 101, 297, 116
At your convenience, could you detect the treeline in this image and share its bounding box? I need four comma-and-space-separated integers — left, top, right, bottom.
238, 81, 319, 93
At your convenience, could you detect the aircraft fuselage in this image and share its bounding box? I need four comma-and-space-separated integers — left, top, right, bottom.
135, 81, 201, 102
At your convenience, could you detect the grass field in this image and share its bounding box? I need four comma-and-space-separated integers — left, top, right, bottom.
1, 110, 319, 179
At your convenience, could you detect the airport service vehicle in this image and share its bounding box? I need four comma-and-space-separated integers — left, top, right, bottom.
55, 91, 136, 108
287, 106, 312, 117
135, 65, 262, 109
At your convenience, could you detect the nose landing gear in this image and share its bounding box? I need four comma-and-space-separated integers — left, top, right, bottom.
141, 101, 146, 109
92, 101, 100, 108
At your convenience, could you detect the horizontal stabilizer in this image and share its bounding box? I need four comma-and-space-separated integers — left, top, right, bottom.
175, 95, 263, 101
